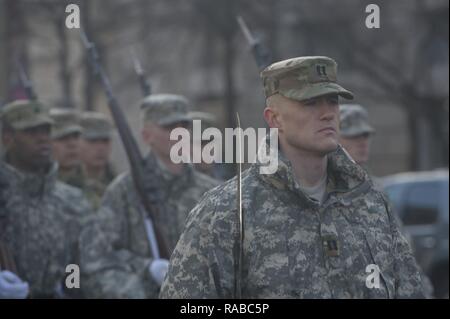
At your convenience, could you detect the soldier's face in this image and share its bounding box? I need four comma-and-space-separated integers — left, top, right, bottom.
266, 94, 340, 156
142, 121, 191, 159
6, 125, 53, 170
339, 133, 371, 165
80, 138, 111, 168
52, 133, 81, 169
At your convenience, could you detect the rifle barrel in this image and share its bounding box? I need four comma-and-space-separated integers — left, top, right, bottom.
0, 242, 18, 274
80, 30, 169, 259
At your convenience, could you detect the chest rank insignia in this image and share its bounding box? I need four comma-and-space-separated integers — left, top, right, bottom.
323, 235, 340, 257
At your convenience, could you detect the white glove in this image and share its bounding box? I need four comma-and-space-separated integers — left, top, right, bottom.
148, 259, 169, 286
0, 271, 29, 299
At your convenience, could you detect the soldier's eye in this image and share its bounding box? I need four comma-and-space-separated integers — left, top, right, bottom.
303, 99, 317, 106
328, 97, 339, 104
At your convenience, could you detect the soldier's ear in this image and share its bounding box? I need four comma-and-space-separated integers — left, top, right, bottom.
263, 106, 281, 130
141, 124, 153, 145
1, 127, 14, 149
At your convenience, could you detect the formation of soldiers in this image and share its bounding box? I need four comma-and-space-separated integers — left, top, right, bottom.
50, 109, 117, 209
0, 55, 431, 299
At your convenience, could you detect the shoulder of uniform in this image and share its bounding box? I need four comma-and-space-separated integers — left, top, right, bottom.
187, 167, 257, 223
183, 185, 228, 241
54, 180, 84, 199
53, 181, 92, 216
366, 185, 390, 207
352, 184, 395, 223
374, 188, 395, 218
211, 165, 260, 198
104, 171, 133, 193
192, 170, 221, 188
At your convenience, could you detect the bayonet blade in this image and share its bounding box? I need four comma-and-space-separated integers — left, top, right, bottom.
235, 112, 244, 299
129, 47, 151, 96
236, 16, 257, 46
15, 58, 37, 100
130, 47, 144, 75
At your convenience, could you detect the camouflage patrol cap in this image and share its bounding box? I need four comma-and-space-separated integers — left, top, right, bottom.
140, 94, 192, 126
339, 104, 375, 137
50, 108, 82, 139
188, 111, 216, 127
80, 111, 113, 140
261, 56, 354, 101
1, 99, 53, 130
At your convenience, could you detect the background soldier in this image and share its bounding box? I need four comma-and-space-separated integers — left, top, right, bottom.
338, 104, 382, 189
0, 100, 92, 298
338, 104, 375, 166
79, 111, 116, 209
50, 108, 84, 188
188, 111, 226, 181
160, 56, 427, 299
338, 104, 435, 297
80, 94, 219, 298
0, 158, 29, 299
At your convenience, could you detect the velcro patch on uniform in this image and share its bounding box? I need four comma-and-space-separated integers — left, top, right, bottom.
322, 235, 340, 257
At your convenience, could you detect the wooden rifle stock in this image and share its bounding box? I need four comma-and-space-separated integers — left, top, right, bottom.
0, 241, 18, 274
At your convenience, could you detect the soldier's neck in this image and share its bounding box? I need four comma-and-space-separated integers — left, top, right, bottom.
6, 152, 47, 175
157, 154, 184, 176
83, 164, 106, 180
281, 144, 328, 188
59, 165, 77, 175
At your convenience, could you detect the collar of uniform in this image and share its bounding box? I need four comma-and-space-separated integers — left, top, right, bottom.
81, 162, 116, 185
256, 136, 317, 206
0, 155, 58, 198
60, 164, 84, 188
144, 151, 194, 187
256, 135, 370, 204
104, 163, 117, 183
327, 145, 370, 192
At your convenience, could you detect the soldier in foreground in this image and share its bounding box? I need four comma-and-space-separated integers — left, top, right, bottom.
50, 108, 84, 188
79, 111, 116, 209
0, 100, 92, 298
80, 94, 218, 298
160, 56, 427, 298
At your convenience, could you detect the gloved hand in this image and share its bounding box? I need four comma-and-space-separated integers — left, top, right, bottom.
0, 271, 29, 299
148, 259, 170, 286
